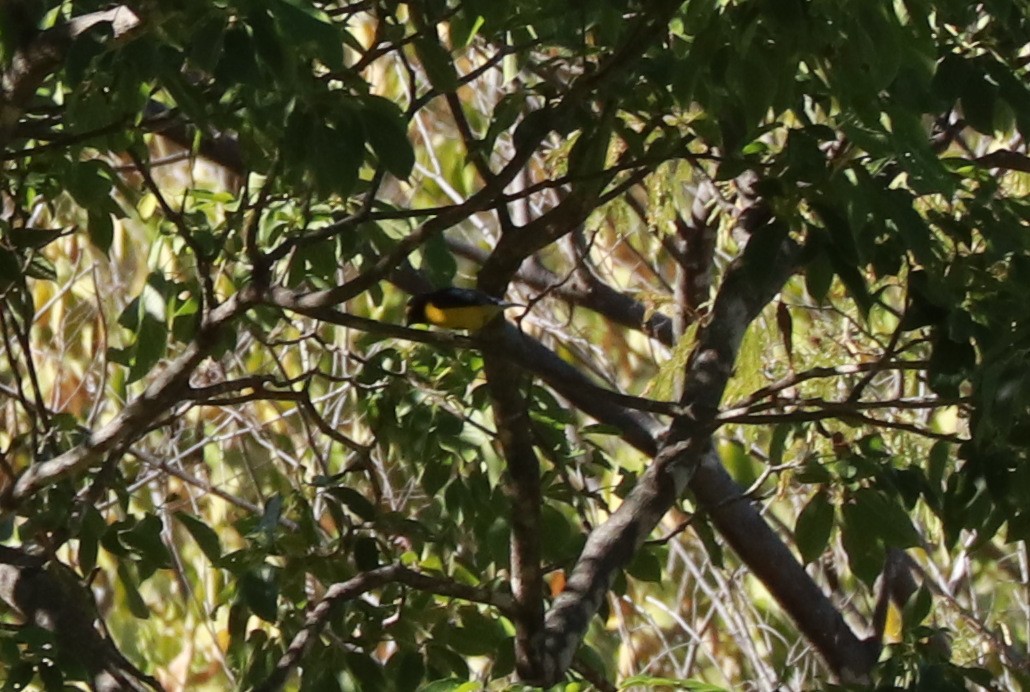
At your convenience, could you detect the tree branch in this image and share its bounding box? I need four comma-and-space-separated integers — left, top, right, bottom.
532, 227, 831, 686
271, 243, 881, 683
482, 358, 546, 680
0, 6, 141, 147
451, 236, 677, 344
9, 290, 256, 502
255, 564, 514, 692
0, 545, 161, 691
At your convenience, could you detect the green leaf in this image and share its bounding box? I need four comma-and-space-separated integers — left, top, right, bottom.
426, 641, 470, 679
66, 159, 115, 209
830, 255, 873, 317
840, 493, 885, 586
122, 513, 173, 570
345, 652, 387, 690
302, 666, 343, 692
513, 107, 555, 150
567, 121, 614, 184
879, 510, 923, 550
25, 254, 56, 282
857, 433, 887, 458
484, 93, 526, 151
719, 439, 758, 487
353, 535, 380, 571
64, 26, 109, 87
5, 227, 67, 251
449, 13, 485, 48
171, 291, 200, 343
327, 487, 377, 522
681, 0, 718, 33
419, 232, 457, 287
272, 0, 344, 70
239, 567, 279, 622
413, 37, 458, 92
692, 514, 723, 568
783, 128, 827, 183
257, 495, 284, 536
539, 503, 576, 562
903, 584, 933, 630
216, 27, 261, 85
421, 456, 452, 496
77, 505, 105, 575
418, 679, 469, 692
927, 441, 951, 491
620, 676, 728, 691
768, 423, 791, 467
795, 490, 834, 564
290, 238, 339, 286
804, 251, 834, 304
626, 546, 664, 583
928, 336, 975, 397
0, 248, 19, 289
88, 210, 115, 254
932, 54, 970, 103
176, 512, 223, 563
961, 71, 998, 135
126, 314, 169, 384
387, 650, 426, 691
117, 562, 151, 619
100, 519, 131, 557
445, 609, 505, 656
309, 115, 364, 197
189, 15, 227, 73
247, 8, 288, 81
360, 95, 415, 179
714, 156, 748, 181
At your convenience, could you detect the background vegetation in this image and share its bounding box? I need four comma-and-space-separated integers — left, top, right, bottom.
2, 0, 1030, 689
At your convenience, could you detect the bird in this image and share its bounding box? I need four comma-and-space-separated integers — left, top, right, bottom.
405, 287, 521, 331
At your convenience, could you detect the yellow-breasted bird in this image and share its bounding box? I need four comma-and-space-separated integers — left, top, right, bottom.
405, 287, 520, 331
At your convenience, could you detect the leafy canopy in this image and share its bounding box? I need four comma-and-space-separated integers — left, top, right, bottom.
1, 0, 1030, 690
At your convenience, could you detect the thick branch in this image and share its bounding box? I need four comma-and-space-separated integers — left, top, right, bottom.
268, 249, 879, 684
690, 456, 877, 680
483, 358, 545, 681
479, 167, 611, 295
142, 101, 246, 174
0, 546, 160, 691
527, 228, 876, 681
449, 238, 676, 345
974, 148, 1030, 173
534, 228, 808, 685
272, 260, 879, 683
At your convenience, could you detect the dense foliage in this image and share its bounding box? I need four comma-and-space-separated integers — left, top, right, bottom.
2, 0, 1030, 689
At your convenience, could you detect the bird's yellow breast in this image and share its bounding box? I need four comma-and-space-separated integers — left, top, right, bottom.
423, 303, 506, 330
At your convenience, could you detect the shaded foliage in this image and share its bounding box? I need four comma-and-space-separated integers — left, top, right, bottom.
1, 0, 1030, 689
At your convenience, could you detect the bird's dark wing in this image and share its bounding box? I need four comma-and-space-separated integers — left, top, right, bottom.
426, 287, 505, 308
